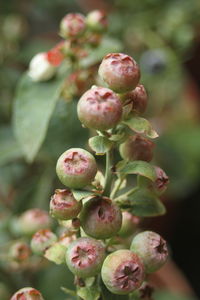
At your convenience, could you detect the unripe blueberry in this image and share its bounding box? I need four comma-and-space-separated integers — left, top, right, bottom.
31, 229, 57, 255
101, 249, 144, 295
118, 212, 140, 238
153, 166, 169, 195
50, 189, 82, 220
60, 13, 86, 39
80, 197, 122, 239
86, 10, 108, 33
119, 134, 154, 162
66, 237, 105, 278
130, 231, 168, 273
9, 241, 31, 262
56, 148, 97, 189
122, 84, 148, 115
28, 53, 56, 82
99, 53, 140, 93
77, 86, 122, 131
10, 287, 44, 300
17, 209, 51, 236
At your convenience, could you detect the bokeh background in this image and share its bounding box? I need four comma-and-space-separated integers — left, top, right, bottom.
1, 0, 200, 299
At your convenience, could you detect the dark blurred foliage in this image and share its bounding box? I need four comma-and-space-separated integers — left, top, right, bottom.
1, 0, 200, 299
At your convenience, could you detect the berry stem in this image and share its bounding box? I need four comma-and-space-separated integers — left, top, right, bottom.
103, 149, 113, 197
110, 176, 125, 199
114, 186, 139, 202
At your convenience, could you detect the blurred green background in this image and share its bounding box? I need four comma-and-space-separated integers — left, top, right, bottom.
1, 0, 200, 299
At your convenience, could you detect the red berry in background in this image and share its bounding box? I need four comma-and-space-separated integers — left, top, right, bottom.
50, 189, 82, 220
66, 237, 105, 278
9, 241, 31, 262
130, 231, 169, 273
80, 197, 122, 239
77, 86, 122, 131
56, 148, 97, 189
153, 166, 169, 195
99, 53, 140, 93
122, 84, 148, 115
10, 287, 44, 300
119, 134, 154, 162
86, 10, 108, 33
31, 229, 57, 255
101, 249, 145, 295
118, 212, 140, 238
47, 42, 64, 66
60, 13, 86, 39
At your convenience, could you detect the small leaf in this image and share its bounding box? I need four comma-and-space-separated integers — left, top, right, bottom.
116, 160, 156, 181
13, 72, 64, 162
61, 287, 76, 297
72, 189, 94, 201
128, 189, 166, 217
44, 243, 66, 264
123, 117, 158, 139
77, 285, 100, 300
89, 136, 113, 155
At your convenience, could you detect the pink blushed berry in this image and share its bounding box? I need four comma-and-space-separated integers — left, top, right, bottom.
86, 10, 108, 33
153, 166, 169, 195
9, 242, 31, 262
31, 229, 57, 255
56, 148, 97, 189
77, 86, 122, 131
119, 134, 154, 162
118, 212, 140, 238
122, 84, 148, 115
80, 197, 122, 239
130, 231, 169, 273
10, 287, 44, 300
50, 189, 82, 220
60, 13, 86, 39
99, 53, 140, 93
101, 249, 144, 295
66, 237, 105, 278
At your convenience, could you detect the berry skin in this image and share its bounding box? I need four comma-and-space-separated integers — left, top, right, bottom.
28, 53, 56, 82
77, 86, 122, 131
122, 84, 148, 115
9, 241, 30, 262
119, 134, 154, 162
66, 237, 105, 278
17, 209, 51, 236
101, 249, 144, 295
86, 10, 108, 33
153, 166, 169, 195
60, 13, 86, 39
99, 53, 140, 93
118, 212, 140, 238
10, 287, 44, 300
80, 197, 122, 239
50, 189, 82, 220
130, 231, 168, 273
31, 229, 57, 255
56, 148, 97, 189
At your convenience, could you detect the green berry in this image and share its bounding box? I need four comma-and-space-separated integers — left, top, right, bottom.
86, 10, 107, 33
56, 148, 97, 189
101, 249, 145, 295
10, 287, 44, 300
66, 237, 105, 278
130, 231, 168, 273
118, 212, 140, 238
119, 134, 154, 162
80, 197, 122, 239
60, 13, 86, 39
99, 53, 140, 93
31, 229, 57, 255
77, 86, 122, 131
50, 189, 82, 220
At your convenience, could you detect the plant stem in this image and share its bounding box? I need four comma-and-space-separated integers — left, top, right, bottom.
110, 176, 124, 199
103, 150, 113, 197
114, 186, 139, 202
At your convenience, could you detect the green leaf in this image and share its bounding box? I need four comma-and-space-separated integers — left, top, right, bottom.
77, 285, 100, 300
0, 126, 22, 166
123, 116, 158, 139
13, 72, 63, 162
80, 37, 122, 68
72, 189, 94, 201
44, 243, 66, 264
89, 136, 113, 155
128, 189, 166, 217
116, 160, 156, 181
